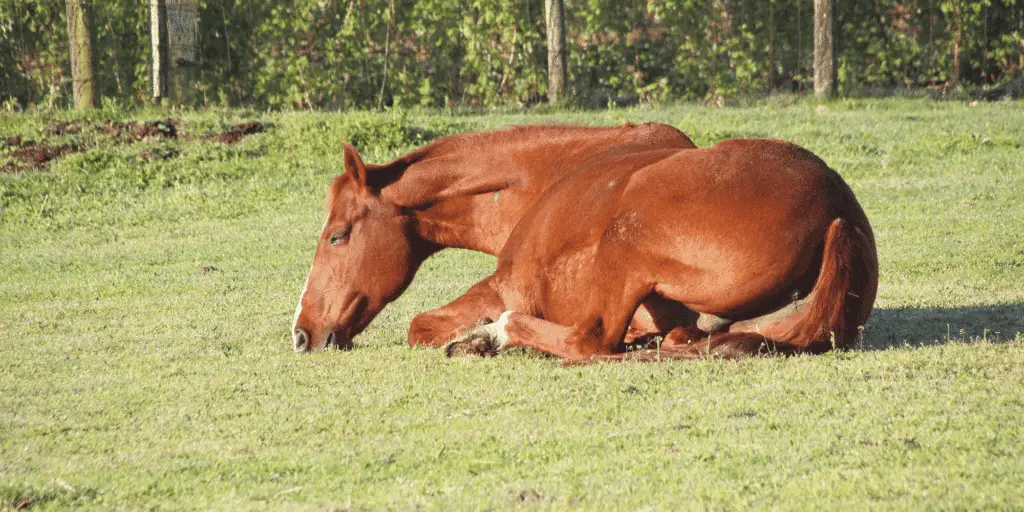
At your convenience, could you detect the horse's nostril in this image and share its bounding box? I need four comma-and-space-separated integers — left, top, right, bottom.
325, 330, 336, 348
293, 328, 310, 352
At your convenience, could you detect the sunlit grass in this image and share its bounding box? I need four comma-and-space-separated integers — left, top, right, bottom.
2, 99, 1023, 509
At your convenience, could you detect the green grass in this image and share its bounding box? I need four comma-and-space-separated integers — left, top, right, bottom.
2, 99, 1023, 510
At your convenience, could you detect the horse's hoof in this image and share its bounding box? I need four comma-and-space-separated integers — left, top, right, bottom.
443, 338, 475, 358
444, 331, 501, 358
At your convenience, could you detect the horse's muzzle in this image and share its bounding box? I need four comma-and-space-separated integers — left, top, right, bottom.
293, 327, 353, 353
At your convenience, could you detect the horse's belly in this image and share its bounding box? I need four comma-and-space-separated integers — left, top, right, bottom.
646, 218, 826, 319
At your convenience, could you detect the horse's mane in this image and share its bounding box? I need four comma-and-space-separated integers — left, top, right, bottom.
413, 124, 637, 157
326, 124, 646, 211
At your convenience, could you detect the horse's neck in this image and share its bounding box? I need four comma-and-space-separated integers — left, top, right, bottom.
373, 124, 683, 254
380, 152, 539, 255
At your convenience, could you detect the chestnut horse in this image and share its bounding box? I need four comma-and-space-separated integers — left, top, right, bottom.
445, 139, 878, 361
292, 123, 698, 352
293, 126, 878, 362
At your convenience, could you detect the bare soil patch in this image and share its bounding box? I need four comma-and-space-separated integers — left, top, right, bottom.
45, 118, 179, 142
113, 119, 179, 141
2, 136, 81, 173
4, 118, 268, 172
201, 121, 267, 144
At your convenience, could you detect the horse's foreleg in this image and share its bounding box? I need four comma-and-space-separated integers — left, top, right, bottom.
501, 279, 657, 361
445, 311, 603, 361
445, 253, 654, 361
445, 285, 650, 362
446, 311, 716, 363
407, 275, 506, 347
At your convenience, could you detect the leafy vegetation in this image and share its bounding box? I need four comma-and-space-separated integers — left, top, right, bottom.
2, 0, 1023, 109
1, 99, 1023, 509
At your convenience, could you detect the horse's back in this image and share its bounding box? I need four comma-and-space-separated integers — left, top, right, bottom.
624, 139, 847, 220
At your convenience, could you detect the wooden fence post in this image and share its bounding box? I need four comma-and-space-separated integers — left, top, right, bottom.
813, 0, 836, 98
66, 0, 96, 108
150, 0, 169, 104
545, 0, 567, 104
168, 0, 198, 105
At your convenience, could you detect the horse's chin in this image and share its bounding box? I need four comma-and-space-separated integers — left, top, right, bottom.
324, 334, 354, 351
331, 307, 380, 351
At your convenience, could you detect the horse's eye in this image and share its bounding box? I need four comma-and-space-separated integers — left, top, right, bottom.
328, 230, 350, 247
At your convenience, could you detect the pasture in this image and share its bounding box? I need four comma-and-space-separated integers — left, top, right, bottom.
2, 99, 1023, 509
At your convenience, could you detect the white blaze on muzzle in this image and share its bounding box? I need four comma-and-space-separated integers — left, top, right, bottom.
293, 219, 329, 336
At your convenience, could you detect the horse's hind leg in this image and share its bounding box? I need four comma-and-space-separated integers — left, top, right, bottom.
626, 294, 700, 343
407, 275, 506, 347
660, 325, 710, 347
444, 312, 780, 363
696, 313, 732, 333
594, 331, 793, 361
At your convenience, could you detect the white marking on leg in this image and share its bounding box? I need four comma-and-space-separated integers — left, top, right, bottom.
478, 310, 513, 351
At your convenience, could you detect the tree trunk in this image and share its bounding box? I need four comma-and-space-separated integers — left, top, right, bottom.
150, 0, 169, 104
768, 1, 776, 92
545, 0, 567, 104
928, 0, 935, 84
797, 0, 804, 92
813, 0, 836, 98
951, 2, 962, 86
716, 0, 734, 37
169, 0, 199, 106
377, 0, 396, 110
65, 0, 95, 108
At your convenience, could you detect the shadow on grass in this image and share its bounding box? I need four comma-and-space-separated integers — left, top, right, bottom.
864, 303, 1024, 350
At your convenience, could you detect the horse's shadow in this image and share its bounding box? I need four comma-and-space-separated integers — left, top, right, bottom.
863, 303, 1024, 350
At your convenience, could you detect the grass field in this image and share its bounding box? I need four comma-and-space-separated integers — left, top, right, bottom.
2, 99, 1023, 510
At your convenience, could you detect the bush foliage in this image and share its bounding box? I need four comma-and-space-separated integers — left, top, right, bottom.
1, 0, 1022, 109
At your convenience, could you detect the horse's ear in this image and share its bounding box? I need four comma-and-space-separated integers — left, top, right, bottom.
342, 142, 373, 195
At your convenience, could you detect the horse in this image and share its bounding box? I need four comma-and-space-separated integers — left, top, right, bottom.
292, 123, 699, 352
293, 127, 878, 362
444, 139, 878, 361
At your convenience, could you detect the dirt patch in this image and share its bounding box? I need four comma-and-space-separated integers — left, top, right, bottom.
137, 147, 181, 161
3, 142, 81, 173
43, 118, 265, 145
516, 490, 542, 502
44, 118, 179, 142
102, 119, 179, 142
5, 118, 267, 172
5, 135, 28, 147
45, 121, 85, 136
201, 121, 267, 144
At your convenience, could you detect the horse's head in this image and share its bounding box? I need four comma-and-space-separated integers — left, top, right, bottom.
292, 143, 421, 353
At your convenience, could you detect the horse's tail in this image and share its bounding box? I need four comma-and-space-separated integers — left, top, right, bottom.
649, 216, 878, 360
779, 216, 878, 352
